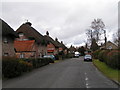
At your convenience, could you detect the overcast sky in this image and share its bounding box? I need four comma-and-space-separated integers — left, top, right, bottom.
1, 0, 119, 47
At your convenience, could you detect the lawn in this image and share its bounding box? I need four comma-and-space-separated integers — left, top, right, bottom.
93, 59, 120, 83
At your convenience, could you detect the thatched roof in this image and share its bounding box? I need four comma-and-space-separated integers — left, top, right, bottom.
54, 38, 67, 49
16, 22, 45, 44
44, 35, 59, 48
1, 18, 18, 38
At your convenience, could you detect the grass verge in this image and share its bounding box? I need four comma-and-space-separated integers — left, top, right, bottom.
93, 59, 120, 83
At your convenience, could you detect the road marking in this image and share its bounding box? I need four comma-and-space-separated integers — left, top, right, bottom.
85, 77, 88, 81
84, 72, 90, 88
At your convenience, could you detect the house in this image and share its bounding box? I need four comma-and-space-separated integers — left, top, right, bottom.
1, 19, 18, 57
100, 41, 118, 50
44, 31, 59, 55
14, 40, 36, 58
54, 38, 68, 55
16, 22, 47, 58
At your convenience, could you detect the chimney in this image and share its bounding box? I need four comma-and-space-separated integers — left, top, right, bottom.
55, 38, 58, 41
25, 22, 32, 26
46, 31, 49, 36
61, 41, 63, 44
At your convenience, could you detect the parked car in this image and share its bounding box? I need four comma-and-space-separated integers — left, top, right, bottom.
84, 54, 92, 61
43, 55, 55, 63
74, 51, 80, 58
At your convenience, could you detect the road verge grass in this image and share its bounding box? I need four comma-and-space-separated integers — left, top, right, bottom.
93, 59, 120, 83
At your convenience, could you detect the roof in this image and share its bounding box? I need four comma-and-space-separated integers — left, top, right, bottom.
101, 41, 118, 49
1, 18, 18, 38
16, 22, 45, 44
101, 41, 117, 47
14, 40, 35, 52
44, 35, 59, 48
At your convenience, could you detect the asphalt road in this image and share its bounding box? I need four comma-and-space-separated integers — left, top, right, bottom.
3, 57, 119, 88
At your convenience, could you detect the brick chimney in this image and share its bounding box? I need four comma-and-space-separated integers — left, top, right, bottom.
46, 31, 49, 36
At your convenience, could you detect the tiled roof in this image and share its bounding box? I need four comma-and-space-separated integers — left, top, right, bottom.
14, 40, 35, 52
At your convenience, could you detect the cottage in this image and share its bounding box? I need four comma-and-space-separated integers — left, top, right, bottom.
16, 22, 47, 58
54, 38, 68, 55
1, 19, 18, 57
100, 41, 118, 50
44, 31, 59, 55
14, 40, 36, 58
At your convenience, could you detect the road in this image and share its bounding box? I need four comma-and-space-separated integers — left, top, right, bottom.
2, 57, 119, 88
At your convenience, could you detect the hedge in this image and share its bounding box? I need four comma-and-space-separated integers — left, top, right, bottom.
93, 50, 120, 69
2, 57, 33, 78
2, 57, 54, 78
92, 49, 101, 59
106, 50, 120, 69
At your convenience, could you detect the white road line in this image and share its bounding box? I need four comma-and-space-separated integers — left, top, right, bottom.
85, 77, 88, 81
84, 72, 90, 88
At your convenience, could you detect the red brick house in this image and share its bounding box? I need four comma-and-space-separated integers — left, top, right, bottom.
1, 19, 18, 57
16, 22, 47, 58
14, 40, 36, 58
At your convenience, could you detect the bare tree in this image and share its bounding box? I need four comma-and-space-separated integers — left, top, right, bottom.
86, 19, 106, 46
113, 32, 119, 45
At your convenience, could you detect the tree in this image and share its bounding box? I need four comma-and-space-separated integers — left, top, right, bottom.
90, 38, 99, 51
113, 32, 119, 45
78, 46, 85, 56
86, 19, 106, 45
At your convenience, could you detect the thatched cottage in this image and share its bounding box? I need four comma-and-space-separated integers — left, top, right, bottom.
15, 22, 47, 58
1, 19, 18, 57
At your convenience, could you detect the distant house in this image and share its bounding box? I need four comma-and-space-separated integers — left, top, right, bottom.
16, 22, 47, 58
1, 19, 18, 57
44, 31, 59, 55
54, 38, 68, 55
14, 40, 36, 58
100, 41, 118, 50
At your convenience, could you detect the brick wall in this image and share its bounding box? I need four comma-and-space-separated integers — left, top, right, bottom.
2, 36, 16, 57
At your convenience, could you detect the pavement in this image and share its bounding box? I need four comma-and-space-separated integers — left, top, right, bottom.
2, 57, 119, 88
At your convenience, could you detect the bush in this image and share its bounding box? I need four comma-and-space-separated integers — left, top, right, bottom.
106, 50, 120, 69
2, 56, 33, 78
23, 58, 51, 68
98, 50, 110, 62
93, 49, 101, 59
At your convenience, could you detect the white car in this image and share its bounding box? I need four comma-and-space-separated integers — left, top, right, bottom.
84, 54, 92, 61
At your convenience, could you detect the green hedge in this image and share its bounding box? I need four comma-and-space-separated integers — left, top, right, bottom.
2, 57, 53, 78
98, 50, 110, 62
93, 50, 120, 69
106, 50, 120, 69
92, 49, 101, 59
2, 57, 33, 78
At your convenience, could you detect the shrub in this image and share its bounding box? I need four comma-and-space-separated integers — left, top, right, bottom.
98, 50, 105, 62
2, 56, 22, 78
106, 50, 120, 69
2, 56, 33, 78
98, 50, 110, 62
93, 49, 101, 59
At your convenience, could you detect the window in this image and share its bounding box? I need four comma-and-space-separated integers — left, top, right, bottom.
3, 38, 8, 43
108, 46, 112, 49
19, 33, 24, 37
20, 53, 24, 58
4, 53, 8, 56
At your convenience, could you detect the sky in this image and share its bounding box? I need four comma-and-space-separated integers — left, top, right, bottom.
1, 0, 119, 47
